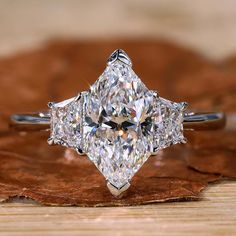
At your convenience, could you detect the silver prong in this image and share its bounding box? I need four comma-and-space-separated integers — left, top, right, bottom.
47, 137, 54, 145
152, 91, 159, 99
76, 147, 85, 156
107, 49, 132, 66
48, 101, 56, 108
181, 137, 187, 144
60, 140, 68, 147
152, 147, 159, 155
180, 102, 188, 111
107, 182, 130, 197
74, 93, 82, 102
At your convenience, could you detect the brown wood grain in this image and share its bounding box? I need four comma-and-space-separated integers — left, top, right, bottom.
0, 181, 236, 236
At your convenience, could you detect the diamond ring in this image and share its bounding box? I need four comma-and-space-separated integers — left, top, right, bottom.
11, 49, 225, 197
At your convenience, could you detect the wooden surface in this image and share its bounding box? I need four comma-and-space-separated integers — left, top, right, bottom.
0, 181, 235, 236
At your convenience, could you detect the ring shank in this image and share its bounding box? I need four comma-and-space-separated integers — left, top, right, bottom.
10, 112, 50, 131
10, 111, 226, 131
183, 111, 226, 130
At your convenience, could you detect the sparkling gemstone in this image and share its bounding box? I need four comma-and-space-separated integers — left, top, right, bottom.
50, 97, 83, 148
154, 98, 185, 151
83, 61, 160, 189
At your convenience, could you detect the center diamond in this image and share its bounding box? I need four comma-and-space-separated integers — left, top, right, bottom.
83, 53, 158, 190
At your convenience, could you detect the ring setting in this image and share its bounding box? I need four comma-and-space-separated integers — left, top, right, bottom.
49, 49, 187, 196
11, 49, 225, 197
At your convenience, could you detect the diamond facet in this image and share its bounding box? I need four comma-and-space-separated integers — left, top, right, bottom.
107, 49, 132, 66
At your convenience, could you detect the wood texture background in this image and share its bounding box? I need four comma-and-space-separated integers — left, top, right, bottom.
0, 1, 236, 235
0, 182, 236, 235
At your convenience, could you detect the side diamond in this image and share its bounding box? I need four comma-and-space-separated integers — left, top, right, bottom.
50, 95, 83, 149
153, 97, 185, 151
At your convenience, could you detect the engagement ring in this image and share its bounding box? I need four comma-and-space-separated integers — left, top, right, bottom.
11, 49, 225, 196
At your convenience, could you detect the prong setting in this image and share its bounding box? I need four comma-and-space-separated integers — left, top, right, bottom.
47, 137, 54, 145
181, 137, 187, 144
152, 147, 159, 155
180, 102, 188, 111
76, 147, 85, 156
152, 90, 159, 99
107, 49, 132, 66
107, 181, 130, 197
48, 101, 55, 108
74, 93, 81, 102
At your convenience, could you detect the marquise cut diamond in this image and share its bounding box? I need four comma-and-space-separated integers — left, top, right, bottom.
83, 62, 159, 189
49, 49, 186, 194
